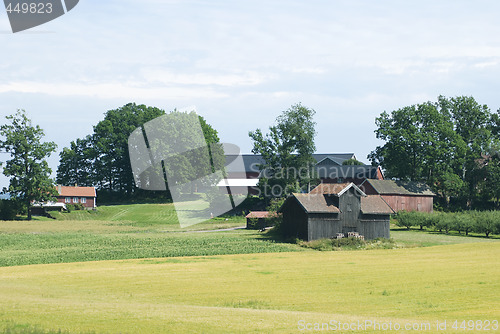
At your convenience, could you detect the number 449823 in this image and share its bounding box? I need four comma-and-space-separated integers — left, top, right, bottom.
5, 2, 53, 14
452, 320, 499, 331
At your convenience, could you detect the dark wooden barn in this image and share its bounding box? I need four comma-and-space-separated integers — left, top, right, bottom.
360, 179, 435, 213
279, 183, 394, 241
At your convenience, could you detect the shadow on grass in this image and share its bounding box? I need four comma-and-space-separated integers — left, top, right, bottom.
252, 227, 299, 244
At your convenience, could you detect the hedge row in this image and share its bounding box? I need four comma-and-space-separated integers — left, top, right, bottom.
395, 210, 500, 237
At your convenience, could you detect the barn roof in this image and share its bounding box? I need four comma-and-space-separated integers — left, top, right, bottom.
309, 182, 367, 197
289, 193, 340, 214
366, 180, 435, 196
361, 195, 394, 215
245, 211, 275, 219
57, 185, 96, 197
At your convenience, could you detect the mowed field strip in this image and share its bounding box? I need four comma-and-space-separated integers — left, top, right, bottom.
0, 242, 498, 333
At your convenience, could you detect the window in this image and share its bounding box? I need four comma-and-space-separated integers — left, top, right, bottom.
65, 197, 71, 203
73, 197, 79, 203
80, 197, 87, 204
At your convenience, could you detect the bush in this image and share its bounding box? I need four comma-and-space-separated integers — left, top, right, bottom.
0, 199, 18, 220
65, 203, 85, 213
266, 198, 284, 231
73, 203, 85, 210
298, 237, 396, 251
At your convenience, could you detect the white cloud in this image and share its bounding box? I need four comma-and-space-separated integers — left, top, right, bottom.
0, 81, 229, 99
140, 68, 272, 86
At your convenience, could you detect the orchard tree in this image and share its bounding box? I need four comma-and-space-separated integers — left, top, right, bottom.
249, 103, 316, 198
0, 110, 57, 220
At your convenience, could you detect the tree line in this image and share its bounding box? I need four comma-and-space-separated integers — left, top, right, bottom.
369, 95, 500, 210
56, 103, 221, 203
0, 105, 221, 219
2, 97, 500, 219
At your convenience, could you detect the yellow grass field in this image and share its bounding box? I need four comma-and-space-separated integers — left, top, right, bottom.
0, 242, 498, 333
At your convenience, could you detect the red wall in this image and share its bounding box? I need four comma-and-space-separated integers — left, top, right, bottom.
381, 195, 433, 213
56, 196, 96, 208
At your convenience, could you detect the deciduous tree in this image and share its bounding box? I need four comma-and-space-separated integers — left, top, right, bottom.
0, 110, 57, 220
249, 103, 316, 198
369, 96, 495, 209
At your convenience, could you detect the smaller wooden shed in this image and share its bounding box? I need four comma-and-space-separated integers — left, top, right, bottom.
245, 211, 276, 229
279, 183, 394, 241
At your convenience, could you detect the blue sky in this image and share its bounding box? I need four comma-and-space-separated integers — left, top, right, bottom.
1, 0, 500, 189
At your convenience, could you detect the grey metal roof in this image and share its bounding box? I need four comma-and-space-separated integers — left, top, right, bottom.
225, 153, 357, 173
367, 179, 435, 196
361, 195, 394, 215
291, 193, 340, 213
314, 165, 379, 179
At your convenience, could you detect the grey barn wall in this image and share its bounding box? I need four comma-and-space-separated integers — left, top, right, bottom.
307, 213, 340, 241
281, 197, 309, 240
339, 187, 361, 234
359, 216, 390, 239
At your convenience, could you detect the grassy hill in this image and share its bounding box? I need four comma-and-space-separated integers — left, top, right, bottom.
0, 242, 498, 333
49, 202, 240, 228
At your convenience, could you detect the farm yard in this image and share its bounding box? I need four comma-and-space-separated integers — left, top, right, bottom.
0, 203, 499, 333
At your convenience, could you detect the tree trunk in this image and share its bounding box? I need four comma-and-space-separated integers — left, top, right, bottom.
27, 199, 32, 220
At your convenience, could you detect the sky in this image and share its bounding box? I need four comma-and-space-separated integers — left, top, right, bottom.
1, 0, 500, 190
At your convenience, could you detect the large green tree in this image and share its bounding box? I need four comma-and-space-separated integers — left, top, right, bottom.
0, 110, 57, 220
369, 96, 495, 208
56, 135, 95, 187
57, 103, 165, 195
57, 104, 222, 202
249, 103, 316, 198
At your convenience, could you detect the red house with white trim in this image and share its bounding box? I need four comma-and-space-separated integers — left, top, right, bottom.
55, 185, 97, 208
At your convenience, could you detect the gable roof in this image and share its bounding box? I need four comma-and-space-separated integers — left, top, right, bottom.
227, 153, 356, 173
309, 182, 367, 197
366, 180, 435, 196
287, 193, 340, 214
316, 156, 344, 166
361, 195, 394, 215
314, 165, 381, 179
57, 185, 96, 198
245, 211, 275, 219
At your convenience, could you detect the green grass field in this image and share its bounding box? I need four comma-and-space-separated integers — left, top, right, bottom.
0, 243, 498, 333
1, 204, 499, 333
49, 202, 246, 230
